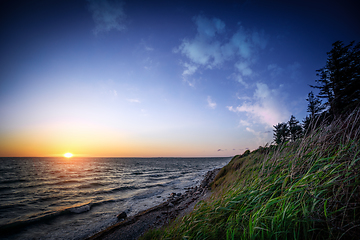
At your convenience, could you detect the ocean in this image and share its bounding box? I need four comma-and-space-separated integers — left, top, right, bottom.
0, 157, 230, 239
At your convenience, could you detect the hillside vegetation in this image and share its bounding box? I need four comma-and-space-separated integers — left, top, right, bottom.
142, 108, 360, 240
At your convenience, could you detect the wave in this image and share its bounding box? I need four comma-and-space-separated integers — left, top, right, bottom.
148, 174, 164, 178
77, 182, 106, 189
69, 204, 91, 213
0, 179, 28, 185
168, 175, 180, 179
0, 202, 27, 211
0, 186, 12, 192
0, 195, 129, 236
74, 185, 139, 197
0, 201, 98, 237
103, 185, 138, 194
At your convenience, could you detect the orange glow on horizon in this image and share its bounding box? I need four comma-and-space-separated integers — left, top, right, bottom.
64, 152, 73, 158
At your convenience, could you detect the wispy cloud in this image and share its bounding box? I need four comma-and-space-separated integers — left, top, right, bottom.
207, 96, 217, 109
267, 63, 284, 78
228, 73, 249, 88
227, 83, 289, 128
140, 40, 154, 51
180, 62, 198, 87
245, 127, 268, 146
126, 98, 140, 103
87, 0, 126, 35
239, 119, 251, 126
175, 15, 267, 86
182, 62, 198, 76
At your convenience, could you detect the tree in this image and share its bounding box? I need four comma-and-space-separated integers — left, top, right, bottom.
311, 41, 360, 117
288, 115, 302, 141
273, 122, 289, 145
302, 115, 311, 135
306, 91, 325, 117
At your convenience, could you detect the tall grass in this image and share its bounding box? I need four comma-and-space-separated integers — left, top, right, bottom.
142, 108, 360, 240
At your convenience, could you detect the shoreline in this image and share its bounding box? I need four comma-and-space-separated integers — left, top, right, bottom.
84, 168, 221, 240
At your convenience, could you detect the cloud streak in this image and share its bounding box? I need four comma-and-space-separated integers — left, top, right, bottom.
87, 0, 126, 35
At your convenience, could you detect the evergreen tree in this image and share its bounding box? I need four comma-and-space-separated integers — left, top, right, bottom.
273, 122, 289, 145
311, 41, 360, 117
306, 91, 325, 117
288, 115, 302, 141
302, 115, 311, 135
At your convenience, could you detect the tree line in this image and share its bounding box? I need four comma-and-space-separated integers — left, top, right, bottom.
273, 41, 360, 144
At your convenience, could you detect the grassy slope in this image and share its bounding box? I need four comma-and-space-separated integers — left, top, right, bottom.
142, 109, 360, 240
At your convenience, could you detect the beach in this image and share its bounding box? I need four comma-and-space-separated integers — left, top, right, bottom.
86, 168, 220, 240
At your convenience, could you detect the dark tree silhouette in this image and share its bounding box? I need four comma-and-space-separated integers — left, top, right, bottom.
311, 41, 360, 117
306, 91, 325, 117
302, 115, 311, 135
288, 115, 302, 141
273, 122, 289, 145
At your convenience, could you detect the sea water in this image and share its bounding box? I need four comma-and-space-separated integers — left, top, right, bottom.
0, 157, 230, 239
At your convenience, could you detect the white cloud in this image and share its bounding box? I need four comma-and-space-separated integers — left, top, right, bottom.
180, 62, 199, 87
239, 120, 251, 126
234, 74, 248, 87
236, 75, 248, 87
236, 94, 251, 101
207, 96, 217, 109
227, 83, 289, 127
126, 98, 140, 103
184, 79, 195, 87
175, 15, 267, 86
235, 62, 253, 76
246, 127, 256, 134
182, 62, 198, 76
87, 0, 126, 35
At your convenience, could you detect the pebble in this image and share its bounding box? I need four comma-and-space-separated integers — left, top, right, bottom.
117, 211, 127, 220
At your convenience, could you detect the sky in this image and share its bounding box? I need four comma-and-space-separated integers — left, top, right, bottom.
0, 0, 359, 157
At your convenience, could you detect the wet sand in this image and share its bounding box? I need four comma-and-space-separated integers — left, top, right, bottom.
85, 168, 220, 240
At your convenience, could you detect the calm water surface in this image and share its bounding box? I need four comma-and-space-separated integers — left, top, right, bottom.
0, 157, 230, 239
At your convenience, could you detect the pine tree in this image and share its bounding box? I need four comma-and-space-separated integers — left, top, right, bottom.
273, 122, 289, 145
288, 115, 302, 141
302, 115, 311, 135
306, 91, 325, 117
311, 41, 360, 117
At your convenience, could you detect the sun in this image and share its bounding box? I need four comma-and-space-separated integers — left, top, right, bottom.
64, 152, 73, 158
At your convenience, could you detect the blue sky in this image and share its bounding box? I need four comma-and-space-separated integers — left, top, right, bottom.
0, 0, 359, 157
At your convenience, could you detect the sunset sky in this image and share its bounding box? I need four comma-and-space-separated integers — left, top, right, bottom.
1, 0, 359, 157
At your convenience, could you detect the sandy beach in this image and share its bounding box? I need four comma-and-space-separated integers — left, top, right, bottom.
85, 168, 220, 240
